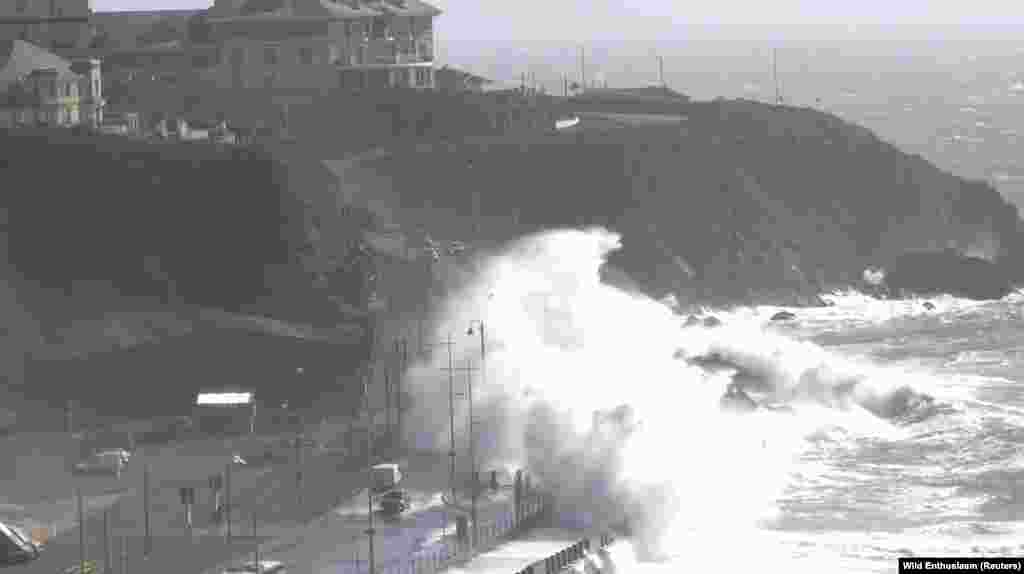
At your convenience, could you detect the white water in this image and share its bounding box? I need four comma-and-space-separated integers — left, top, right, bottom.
395, 227, 1024, 573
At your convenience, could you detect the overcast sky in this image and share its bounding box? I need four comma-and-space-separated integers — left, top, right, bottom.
91, 0, 1024, 89
93, 0, 1024, 40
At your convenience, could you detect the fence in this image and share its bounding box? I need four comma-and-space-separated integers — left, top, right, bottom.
512, 531, 618, 574
329, 493, 549, 574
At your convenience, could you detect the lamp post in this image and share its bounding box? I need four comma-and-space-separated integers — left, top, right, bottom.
465, 320, 486, 553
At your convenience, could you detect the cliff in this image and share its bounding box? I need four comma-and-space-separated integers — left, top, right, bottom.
346, 96, 1024, 307
3, 92, 1023, 420
0, 128, 372, 420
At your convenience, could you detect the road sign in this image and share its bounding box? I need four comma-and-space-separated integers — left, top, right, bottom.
179, 486, 195, 505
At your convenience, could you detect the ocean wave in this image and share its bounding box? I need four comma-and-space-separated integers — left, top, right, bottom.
395, 227, 984, 567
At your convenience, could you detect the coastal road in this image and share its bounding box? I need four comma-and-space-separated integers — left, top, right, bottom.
4, 429, 344, 574
207, 451, 519, 574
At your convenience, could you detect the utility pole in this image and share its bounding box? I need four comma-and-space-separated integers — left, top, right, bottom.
143, 464, 151, 556
467, 321, 485, 553
77, 488, 86, 574
399, 338, 407, 447
467, 366, 477, 552
423, 333, 466, 507
103, 509, 111, 574
658, 55, 665, 87
773, 47, 781, 104
252, 514, 259, 572
294, 432, 303, 508
225, 461, 233, 545
579, 45, 586, 91
384, 369, 392, 450
446, 332, 457, 505
365, 410, 376, 574
441, 357, 479, 551
120, 537, 127, 574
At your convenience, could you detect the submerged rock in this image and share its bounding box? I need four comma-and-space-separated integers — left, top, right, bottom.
702, 316, 722, 327
770, 311, 796, 321
684, 315, 701, 327
720, 382, 757, 413
923, 301, 936, 311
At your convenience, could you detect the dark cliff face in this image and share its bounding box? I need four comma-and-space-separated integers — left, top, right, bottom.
882, 250, 1015, 301
356, 98, 1024, 306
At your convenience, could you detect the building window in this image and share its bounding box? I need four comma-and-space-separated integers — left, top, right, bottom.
16, 0, 27, 13
264, 45, 279, 65
298, 46, 313, 65
356, 45, 366, 65
329, 43, 339, 64
279, 105, 289, 132
263, 72, 275, 89
415, 68, 431, 87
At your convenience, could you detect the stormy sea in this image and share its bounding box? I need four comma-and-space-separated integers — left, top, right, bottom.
402, 227, 1024, 574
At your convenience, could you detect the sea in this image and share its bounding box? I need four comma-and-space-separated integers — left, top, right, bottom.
398, 35, 1024, 574
411, 227, 1024, 574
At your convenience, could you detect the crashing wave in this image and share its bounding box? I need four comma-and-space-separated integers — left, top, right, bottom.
399, 226, 952, 565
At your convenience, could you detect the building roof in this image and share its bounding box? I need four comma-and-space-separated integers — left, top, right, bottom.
90, 10, 201, 51
208, 0, 440, 22
0, 40, 78, 94
195, 390, 254, 405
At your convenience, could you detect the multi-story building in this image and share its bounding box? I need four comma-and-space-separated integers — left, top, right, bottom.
206, 0, 440, 92
0, 39, 92, 127
0, 0, 92, 51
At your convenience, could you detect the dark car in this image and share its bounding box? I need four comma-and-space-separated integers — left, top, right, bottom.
0, 522, 41, 565
379, 490, 411, 515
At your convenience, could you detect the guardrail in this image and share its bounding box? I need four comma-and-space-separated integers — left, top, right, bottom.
512, 531, 618, 574
317, 493, 549, 574
367, 493, 548, 574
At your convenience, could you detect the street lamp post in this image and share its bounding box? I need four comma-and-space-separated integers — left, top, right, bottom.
465, 320, 486, 552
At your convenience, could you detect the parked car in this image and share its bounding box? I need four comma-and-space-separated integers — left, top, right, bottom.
0, 521, 41, 565
222, 559, 286, 574
73, 451, 124, 476
378, 489, 411, 516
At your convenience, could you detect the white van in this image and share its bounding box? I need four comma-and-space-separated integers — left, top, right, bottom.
371, 463, 403, 493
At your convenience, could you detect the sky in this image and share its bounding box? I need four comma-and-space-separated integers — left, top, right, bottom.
94, 0, 1024, 36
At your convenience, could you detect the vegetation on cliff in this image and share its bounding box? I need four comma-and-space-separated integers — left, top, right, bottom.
1, 128, 310, 312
